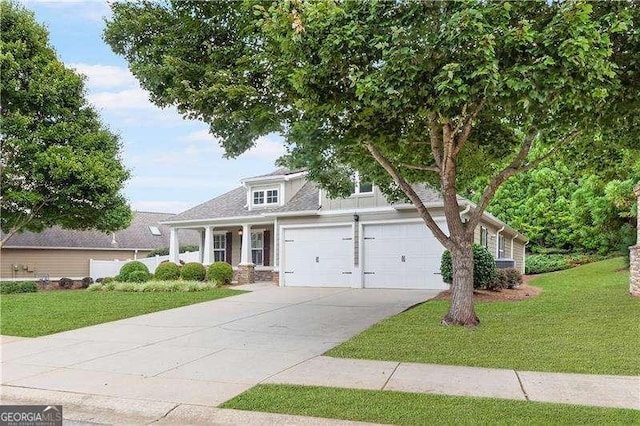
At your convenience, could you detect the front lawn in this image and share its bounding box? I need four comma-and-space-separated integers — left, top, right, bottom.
222, 384, 640, 425
0, 288, 244, 337
328, 258, 640, 375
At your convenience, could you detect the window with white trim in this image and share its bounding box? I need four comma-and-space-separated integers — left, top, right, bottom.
251, 232, 264, 265
498, 234, 505, 259
213, 234, 226, 262
253, 189, 279, 206
480, 226, 488, 249
350, 173, 373, 195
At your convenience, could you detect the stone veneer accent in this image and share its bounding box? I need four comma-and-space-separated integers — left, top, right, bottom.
236, 264, 255, 285
254, 269, 273, 282
272, 270, 280, 285
630, 184, 640, 297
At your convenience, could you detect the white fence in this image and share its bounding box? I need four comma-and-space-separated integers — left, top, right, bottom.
89, 251, 200, 279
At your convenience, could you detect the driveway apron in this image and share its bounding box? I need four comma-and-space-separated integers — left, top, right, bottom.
1, 286, 436, 407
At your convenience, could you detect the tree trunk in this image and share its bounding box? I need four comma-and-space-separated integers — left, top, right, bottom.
442, 239, 479, 327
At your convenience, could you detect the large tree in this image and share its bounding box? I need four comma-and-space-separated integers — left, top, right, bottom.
105, 0, 639, 326
1, 1, 132, 247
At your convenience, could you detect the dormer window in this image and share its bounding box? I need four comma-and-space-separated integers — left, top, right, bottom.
351, 173, 373, 195
253, 188, 279, 206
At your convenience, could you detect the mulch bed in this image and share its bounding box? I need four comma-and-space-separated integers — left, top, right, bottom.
433, 275, 542, 303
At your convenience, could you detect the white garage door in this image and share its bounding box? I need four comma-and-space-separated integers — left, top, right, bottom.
362, 221, 448, 290
282, 226, 353, 287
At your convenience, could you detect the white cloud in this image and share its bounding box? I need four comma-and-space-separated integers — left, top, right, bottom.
25, 0, 111, 21
70, 63, 138, 90
243, 135, 287, 161
127, 176, 224, 190
88, 88, 152, 110
184, 129, 218, 143
131, 200, 196, 214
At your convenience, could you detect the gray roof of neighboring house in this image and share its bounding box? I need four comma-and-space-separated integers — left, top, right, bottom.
2, 212, 200, 249
244, 167, 306, 180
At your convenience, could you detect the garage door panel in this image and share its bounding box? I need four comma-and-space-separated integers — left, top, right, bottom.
283, 226, 353, 287
363, 222, 448, 290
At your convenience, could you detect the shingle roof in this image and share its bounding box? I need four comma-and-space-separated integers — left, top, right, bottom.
2, 212, 199, 249
244, 167, 306, 180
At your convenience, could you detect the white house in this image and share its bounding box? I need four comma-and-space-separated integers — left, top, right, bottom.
162, 168, 527, 289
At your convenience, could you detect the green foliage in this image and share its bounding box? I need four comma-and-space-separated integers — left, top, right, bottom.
154, 262, 181, 281
58, 277, 74, 289
127, 270, 150, 283
87, 283, 102, 292
145, 245, 199, 257
117, 261, 150, 282
525, 254, 571, 275
180, 262, 206, 281
207, 262, 233, 286
101, 277, 115, 284
0, 281, 37, 294
440, 245, 496, 289
486, 270, 507, 291
101, 280, 216, 293
0, 1, 131, 243
80, 277, 94, 289
503, 269, 523, 290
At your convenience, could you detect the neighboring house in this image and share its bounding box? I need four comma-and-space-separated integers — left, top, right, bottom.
163, 169, 527, 289
0, 212, 199, 280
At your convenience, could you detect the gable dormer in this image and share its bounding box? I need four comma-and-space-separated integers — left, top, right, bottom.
241, 168, 307, 210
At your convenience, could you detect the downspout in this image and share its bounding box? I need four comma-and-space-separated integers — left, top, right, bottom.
523, 240, 530, 275
495, 226, 505, 258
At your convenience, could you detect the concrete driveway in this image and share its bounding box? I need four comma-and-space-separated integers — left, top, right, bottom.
1, 285, 437, 412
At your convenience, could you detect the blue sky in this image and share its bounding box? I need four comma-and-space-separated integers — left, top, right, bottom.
23, 0, 285, 214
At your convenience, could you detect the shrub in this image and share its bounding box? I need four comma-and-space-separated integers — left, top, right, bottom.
128, 270, 150, 283
102, 276, 115, 284
154, 262, 181, 281
503, 268, 523, 289
58, 277, 74, 289
0, 281, 38, 294
487, 269, 508, 291
103, 281, 117, 291
207, 262, 233, 286
80, 277, 94, 289
117, 261, 150, 282
181, 262, 206, 281
87, 283, 103, 291
525, 254, 570, 275
441, 244, 496, 289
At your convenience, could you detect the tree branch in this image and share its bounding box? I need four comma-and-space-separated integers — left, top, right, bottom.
365, 142, 452, 248
469, 128, 581, 228
429, 113, 443, 168
452, 99, 485, 158
400, 163, 440, 172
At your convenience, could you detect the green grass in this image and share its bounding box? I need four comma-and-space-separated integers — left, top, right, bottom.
222, 384, 640, 425
328, 258, 640, 375
0, 288, 245, 337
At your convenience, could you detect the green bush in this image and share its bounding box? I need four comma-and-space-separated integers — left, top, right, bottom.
87, 283, 103, 291
207, 262, 233, 286
503, 268, 523, 289
117, 261, 150, 282
441, 244, 496, 289
487, 269, 508, 291
100, 280, 215, 292
154, 262, 181, 281
0, 281, 38, 294
98, 276, 115, 284
103, 281, 117, 291
525, 254, 571, 274
58, 277, 74, 289
181, 262, 206, 281
128, 270, 150, 283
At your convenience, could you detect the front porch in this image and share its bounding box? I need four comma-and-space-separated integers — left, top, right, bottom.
168, 222, 277, 285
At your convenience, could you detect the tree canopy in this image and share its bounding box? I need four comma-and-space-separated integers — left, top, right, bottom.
1, 1, 132, 246
105, 0, 639, 326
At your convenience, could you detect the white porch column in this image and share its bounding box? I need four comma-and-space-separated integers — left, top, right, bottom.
203, 226, 213, 265
169, 228, 179, 263
240, 223, 253, 265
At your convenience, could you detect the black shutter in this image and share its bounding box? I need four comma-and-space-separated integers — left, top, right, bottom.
263, 230, 270, 266
225, 232, 233, 265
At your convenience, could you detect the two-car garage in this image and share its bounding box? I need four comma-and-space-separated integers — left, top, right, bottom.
281, 221, 448, 290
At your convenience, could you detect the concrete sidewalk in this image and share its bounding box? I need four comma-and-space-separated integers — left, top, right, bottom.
265, 356, 640, 410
